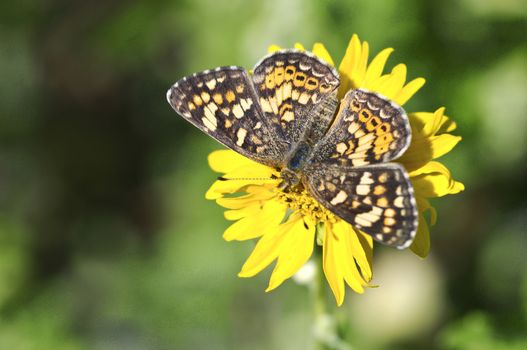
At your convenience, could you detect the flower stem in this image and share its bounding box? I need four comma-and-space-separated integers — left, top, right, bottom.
313, 247, 330, 350
312, 246, 353, 350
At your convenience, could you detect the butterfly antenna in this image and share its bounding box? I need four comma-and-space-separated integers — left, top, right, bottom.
217, 175, 280, 181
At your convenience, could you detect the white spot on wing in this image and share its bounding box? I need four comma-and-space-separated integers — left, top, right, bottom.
236, 128, 247, 146
356, 184, 370, 195
205, 79, 217, 90
240, 98, 253, 111
330, 190, 348, 205
232, 104, 244, 119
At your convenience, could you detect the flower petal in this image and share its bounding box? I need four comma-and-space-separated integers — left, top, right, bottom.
238, 214, 301, 278
206, 179, 249, 200
364, 48, 394, 83
312, 43, 335, 66
223, 200, 287, 241
334, 222, 370, 290
266, 216, 316, 291
416, 197, 437, 225
323, 224, 346, 305
338, 34, 363, 96
215, 189, 275, 209
205, 165, 278, 200
394, 77, 426, 106
294, 42, 305, 50
349, 227, 373, 282
410, 213, 430, 258
410, 161, 465, 198
224, 203, 262, 221
354, 40, 370, 88
323, 221, 373, 305
267, 44, 282, 53
409, 108, 455, 137
398, 134, 462, 170
378, 64, 407, 99
208, 150, 257, 173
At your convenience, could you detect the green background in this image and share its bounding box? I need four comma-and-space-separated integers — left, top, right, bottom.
1, 0, 526, 349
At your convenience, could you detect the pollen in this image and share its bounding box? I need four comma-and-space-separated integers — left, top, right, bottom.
277, 187, 337, 223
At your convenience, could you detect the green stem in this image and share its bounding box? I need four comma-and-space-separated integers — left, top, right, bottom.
313, 247, 331, 350
312, 232, 353, 350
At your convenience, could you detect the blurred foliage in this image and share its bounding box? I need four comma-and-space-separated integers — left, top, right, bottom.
0, 0, 526, 349
440, 311, 527, 350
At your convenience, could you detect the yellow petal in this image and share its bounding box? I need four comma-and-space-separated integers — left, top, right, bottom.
410, 213, 430, 258
354, 40, 370, 87
312, 43, 335, 66
364, 74, 390, 92
442, 119, 458, 133
266, 216, 316, 291
215, 189, 274, 209
323, 223, 346, 305
223, 200, 287, 241
423, 107, 447, 137
356, 230, 374, 269
428, 134, 463, 160
294, 42, 305, 51
238, 214, 300, 277
398, 134, 462, 170
416, 196, 437, 225
322, 222, 374, 305
224, 203, 262, 221
409, 108, 455, 137
206, 179, 248, 200
451, 180, 465, 193
268, 44, 282, 53
333, 222, 370, 290
349, 226, 373, 282
338, 34, 362, 97
364, 48, 394, 84
208, 150, 258, 173
394, 77, 426, 106
410, 161, 465, 198
378, 64, 407, 99
205, 164, 277, 200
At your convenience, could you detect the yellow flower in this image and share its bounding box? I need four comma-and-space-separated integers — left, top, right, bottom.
206, 34, 464, 305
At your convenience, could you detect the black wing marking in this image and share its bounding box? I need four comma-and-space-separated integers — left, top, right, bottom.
308, 89, 412, 168
252, 50, 340, 149
167, 67, 286, 167
304, 163, 418, 248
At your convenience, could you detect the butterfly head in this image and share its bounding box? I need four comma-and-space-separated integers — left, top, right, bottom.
279, 168, 302, 192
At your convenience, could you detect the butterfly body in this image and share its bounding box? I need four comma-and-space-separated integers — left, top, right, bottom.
167, 49, 418, 248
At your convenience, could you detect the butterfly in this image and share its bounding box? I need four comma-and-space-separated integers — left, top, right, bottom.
166, 50, 418, 249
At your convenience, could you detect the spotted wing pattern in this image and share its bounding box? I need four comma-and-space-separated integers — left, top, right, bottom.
252, 50, 340, 148
305, 163, 418, 248
309, 89, 411, 168
167, 67, 285, 166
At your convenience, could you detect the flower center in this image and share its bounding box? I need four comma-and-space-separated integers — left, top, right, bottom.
276, 185, 337, 223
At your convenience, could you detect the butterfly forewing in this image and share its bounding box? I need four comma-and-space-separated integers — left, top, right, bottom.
309, 89, 412, 168
252, 50, 340, 148
304, 163, 418, 248
167, 67, 285, 166
167, 52, 419, 249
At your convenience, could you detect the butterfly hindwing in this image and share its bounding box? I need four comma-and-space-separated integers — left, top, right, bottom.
167, 67, 285, 166
305, 163, 418, 248
309, 89, 411, 167
252, 50, 340, 148
167, 55, 419, 249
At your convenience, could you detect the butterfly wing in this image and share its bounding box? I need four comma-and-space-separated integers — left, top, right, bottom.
167, 67, 286, 167
308, 89, 412, 167
304, 163, 418, 248
252, 50, 340, 149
